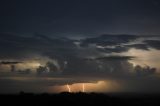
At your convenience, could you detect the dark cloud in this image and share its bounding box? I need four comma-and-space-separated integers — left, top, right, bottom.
134, 65, 156, 76
95, 56, 134, 61
80, 34, 142, 53
0, 33, 76, 60
81, 34, 138, 47
36, 56, 155, 78
97, 46, 129, 53
0, 61, 22, 65
1, 33, 159, 62
36, 61, 60, 74
144, 40, 160, 49
0, 33, 159, 78
126, 44, 149, 50
80, 34, 160, 54
79, 34, 142, 54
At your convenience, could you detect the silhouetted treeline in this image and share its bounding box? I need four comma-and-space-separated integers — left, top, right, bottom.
0, 92, 160, 106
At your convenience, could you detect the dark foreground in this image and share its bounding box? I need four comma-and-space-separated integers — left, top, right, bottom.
0, 92, 160, 106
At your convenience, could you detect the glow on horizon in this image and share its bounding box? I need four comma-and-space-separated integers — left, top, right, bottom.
82, 83, 85, 92
48, 80, 121, 93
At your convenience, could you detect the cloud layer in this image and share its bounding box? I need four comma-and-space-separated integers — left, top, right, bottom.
0, 33, 160, 93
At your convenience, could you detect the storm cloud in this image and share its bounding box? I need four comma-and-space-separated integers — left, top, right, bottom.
0, 26, 160, 94
1, 0, 160, 94
0, 61, 22, 65
0, 33, 159, 76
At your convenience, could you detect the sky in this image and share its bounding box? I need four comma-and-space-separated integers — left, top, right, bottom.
0, 0, 160, 93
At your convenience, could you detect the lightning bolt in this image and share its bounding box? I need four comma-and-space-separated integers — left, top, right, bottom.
67, 84, 71, 92
82, 83, 85, 92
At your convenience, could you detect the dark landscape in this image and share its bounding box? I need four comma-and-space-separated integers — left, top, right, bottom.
1, 92, 160, 106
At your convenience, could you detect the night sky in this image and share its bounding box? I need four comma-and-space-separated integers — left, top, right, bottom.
0, 0, 160, 93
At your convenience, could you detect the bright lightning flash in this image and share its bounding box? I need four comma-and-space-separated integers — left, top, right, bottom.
67, 84, 71, 92
82, 83, 85, 92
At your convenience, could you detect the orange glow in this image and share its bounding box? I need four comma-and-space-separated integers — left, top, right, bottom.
48, 80, 121, 93
82, 83, 85, 92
